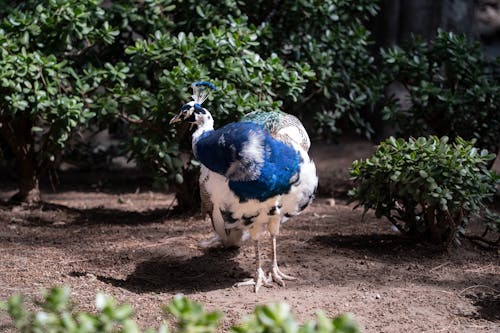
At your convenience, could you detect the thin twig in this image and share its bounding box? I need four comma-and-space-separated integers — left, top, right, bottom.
458, 285, 500, 295
185, 272, 206, 279
140, 235, 198, 249
430, 262, 451, 272
464, 263, 499, 274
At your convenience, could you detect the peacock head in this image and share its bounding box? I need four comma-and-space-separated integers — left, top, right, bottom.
169, 100, 210, 125
170, 81, 216, 127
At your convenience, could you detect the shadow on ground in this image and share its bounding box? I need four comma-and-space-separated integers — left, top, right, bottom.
94, 247, 247, 294
466, 292, 500, 322
73, 207, 173, 226
1, 200, 174, 227
311, 233, 443, 260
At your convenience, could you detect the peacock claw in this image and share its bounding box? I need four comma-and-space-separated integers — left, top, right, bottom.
199, 234, 222, 248
234, 268, 272, 292
271, 265, 296, 286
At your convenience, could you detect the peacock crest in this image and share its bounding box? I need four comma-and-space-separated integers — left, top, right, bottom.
191, 81, 216, 105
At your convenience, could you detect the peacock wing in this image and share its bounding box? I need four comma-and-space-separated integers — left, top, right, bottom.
195, 122, 302, 202
194, 122, 268, 182
241, 111, 310, 152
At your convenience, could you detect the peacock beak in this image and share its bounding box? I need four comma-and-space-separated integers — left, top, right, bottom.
171, 104, 195, 125
169, 114, 182, 125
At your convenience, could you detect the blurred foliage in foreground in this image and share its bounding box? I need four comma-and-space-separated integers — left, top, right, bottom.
0, 287, 359, 333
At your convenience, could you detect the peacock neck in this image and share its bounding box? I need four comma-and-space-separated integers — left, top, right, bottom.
192, 119, 214, 148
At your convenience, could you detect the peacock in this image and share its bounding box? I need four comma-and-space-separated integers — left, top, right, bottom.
170, 82, 318, 292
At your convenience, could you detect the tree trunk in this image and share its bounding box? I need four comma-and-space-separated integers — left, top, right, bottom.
373, 0, 401, 47
173, 166, 201, 213
10, 153, 41, 204
172, 123, 202, 213
373, 0, 477, 47
0, 115, 42, 204
440, 0, 478, 37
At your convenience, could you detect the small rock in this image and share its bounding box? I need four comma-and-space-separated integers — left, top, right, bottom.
326, 198, 336, 206
375, 294, 381, 300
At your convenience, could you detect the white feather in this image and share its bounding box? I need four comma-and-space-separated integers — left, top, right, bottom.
192, 84, 210, 105
277, 126, 310, 150
225, 129, 265, 181
280, 147, 318, 220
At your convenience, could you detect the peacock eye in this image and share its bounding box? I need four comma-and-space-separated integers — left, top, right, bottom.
181, 107, 194, 117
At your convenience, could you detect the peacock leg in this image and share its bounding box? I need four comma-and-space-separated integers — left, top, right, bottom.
270, 235, 296, 285
267, 214, 296, 286
235, 240, 271, 292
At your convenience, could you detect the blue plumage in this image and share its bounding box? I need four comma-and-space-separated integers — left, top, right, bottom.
194, 122, 260, 178
194, 122, 301, 202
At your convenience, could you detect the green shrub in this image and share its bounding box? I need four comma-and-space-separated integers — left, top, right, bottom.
349, 136, 498, 245
108, 0, 383, 139
241, 0, 384, 138
0, 287, 359, 333
232, 303, 359, 333
0, 0, 123, 203
381, 30, 500, 159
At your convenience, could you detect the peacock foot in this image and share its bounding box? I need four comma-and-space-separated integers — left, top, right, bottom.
270, 264, 296, 286
198, 234, 223, 248
234, 267, 272, 293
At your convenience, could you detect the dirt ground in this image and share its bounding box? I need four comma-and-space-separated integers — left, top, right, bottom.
0, 140, 499, 332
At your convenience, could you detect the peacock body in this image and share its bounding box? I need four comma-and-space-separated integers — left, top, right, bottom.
171, 82, 318, 292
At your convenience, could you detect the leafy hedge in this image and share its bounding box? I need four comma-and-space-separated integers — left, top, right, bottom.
349, 136, 498, 245
3, 1, 498, 214
0, 0, 382, 206
241, 0, 383, 138
0, 287, 359, 333
0, 0, 123, 202
381, 30, 500, 157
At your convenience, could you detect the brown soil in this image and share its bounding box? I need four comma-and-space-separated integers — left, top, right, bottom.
0, 141, 499, 332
